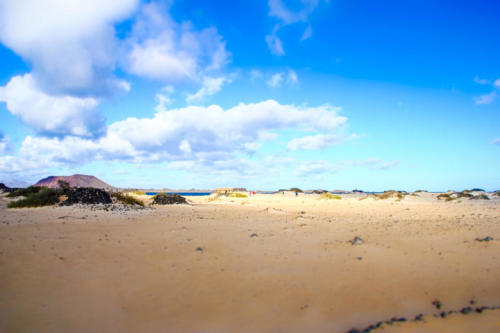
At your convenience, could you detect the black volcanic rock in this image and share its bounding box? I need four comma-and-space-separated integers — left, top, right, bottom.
152, 193, 187, 205
61, 188, 112, 205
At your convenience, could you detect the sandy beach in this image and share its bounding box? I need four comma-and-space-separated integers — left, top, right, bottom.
1, 192, 499, 333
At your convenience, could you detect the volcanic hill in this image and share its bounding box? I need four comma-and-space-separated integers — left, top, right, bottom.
34, 174, 113, 189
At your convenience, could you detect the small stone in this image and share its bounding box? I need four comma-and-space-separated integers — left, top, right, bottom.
432, 300, 442, 310
475, 236, 494, 242
349, 236, 364, 246
250, 233, 258, 238
195, 247, 204, 253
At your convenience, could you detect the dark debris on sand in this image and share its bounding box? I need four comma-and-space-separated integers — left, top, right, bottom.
346, 301, 500, 333
475, 236, 494, 242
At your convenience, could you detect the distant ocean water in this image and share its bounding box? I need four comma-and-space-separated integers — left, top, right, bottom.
145, 192, 211, 196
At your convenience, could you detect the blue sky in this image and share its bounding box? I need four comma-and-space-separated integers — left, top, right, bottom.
0, 0, 499, 191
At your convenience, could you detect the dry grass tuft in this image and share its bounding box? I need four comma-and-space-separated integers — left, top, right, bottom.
318, 192, 341, 200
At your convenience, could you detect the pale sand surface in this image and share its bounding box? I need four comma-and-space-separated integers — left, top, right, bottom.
1, 192, 499, 332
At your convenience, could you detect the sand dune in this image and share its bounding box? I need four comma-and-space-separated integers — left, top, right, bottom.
1, 192, 499, 332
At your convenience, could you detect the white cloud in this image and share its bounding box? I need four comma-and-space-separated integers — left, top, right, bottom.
0, 100, 347, 177
0, 74, 105, 137
493, 138, 500, 145
287, 134, 342, 151
301, 25, 313, 41
125, 2, 229, 82
186, 76, 231, 103
0, 0, 137, 96
295, 161, 340, 176
294, 158, 400, 176
267, 73, 284, 87
286, 69, 299, 85
268, 0, 312, 24
494, 79, 500, 89
250, 70, 264, 82
0, 134, 9, 154
155, 86, 175, 112
265, 25, 285, 56
266, 0, 321, 54
474, 76, 489, 85
475, 91, 496, 105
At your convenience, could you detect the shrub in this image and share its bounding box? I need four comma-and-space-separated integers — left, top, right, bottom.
318, 192, 341, 200
373, 190, 405, 200
437, 193, 454, 201
111, 192, 144, 206
470, 194, 490, 200
132, 190, 146, 195
58, 180, 70, 192
312, 190, 327, 194
227, 192, 248, 198
6, 186, 44, 198
8, 188, 61, 208
290, 187, 303, 193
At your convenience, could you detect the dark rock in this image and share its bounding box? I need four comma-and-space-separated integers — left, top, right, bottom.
414, 314, 424, 321
460, 307, 472, 314
61, 187, 112, 205
349, 236, 364, 246
152, 193, 187, 205
432, 300, 442, 309
475, 236, 494, 242
195, 247, 203, 252
250, 233, 258, 238
0, 183, 10, 193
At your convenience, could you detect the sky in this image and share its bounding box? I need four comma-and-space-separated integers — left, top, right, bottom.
0, 0, 499, 191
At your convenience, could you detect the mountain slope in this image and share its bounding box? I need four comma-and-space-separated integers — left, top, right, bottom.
34, 174, 113, 189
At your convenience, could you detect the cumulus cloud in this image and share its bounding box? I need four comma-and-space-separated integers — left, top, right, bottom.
186, 76, 231, 103
0, 0, 137, 96
0, 100, 347, 177
494, 79, 500, 89
266, 0, 321, 55
125, 2, 229, 82
493, 138, 500, 145
475, 91, 496, 105
0, 74, 105, 137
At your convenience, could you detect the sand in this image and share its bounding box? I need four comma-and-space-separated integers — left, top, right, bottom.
1, 191, 499, 333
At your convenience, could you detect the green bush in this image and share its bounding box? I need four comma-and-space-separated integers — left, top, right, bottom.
111, 192, 144, 206
6, 186, 44, 198
8, 188, 61, 208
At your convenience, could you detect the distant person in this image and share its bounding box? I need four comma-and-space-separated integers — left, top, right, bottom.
295, 191, 298, 196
